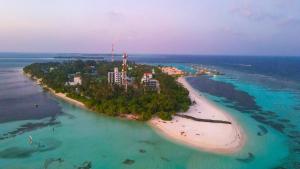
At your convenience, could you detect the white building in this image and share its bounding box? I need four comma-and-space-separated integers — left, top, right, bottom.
66, 72, 82, 86
141, 72, 153, 82
73, 76, 82, 85
108, 67, 123, 85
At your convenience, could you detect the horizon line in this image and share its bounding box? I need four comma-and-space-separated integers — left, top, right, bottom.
0, 51, 299, 58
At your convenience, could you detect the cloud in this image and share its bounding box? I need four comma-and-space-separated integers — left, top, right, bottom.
230, 3, 279, 22
107, 10, 124, 22
277, 17, 300, 27
230, 0, 300, 29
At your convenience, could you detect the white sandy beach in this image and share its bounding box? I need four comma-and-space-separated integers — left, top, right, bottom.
149, 77, 246, 154
24, 72, 86, 109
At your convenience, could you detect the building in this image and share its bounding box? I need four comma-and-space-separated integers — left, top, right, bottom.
73, 76, 82, 85
108, 72, 114, 84
114, 67, 122, 84
108, 67, 123, 85
107, 53, 131, 90
161, 66, 184, 76
66, 72, 82, 86
141, 73, 160, 92
141, 72, 153, 81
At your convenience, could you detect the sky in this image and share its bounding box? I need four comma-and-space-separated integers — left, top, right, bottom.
0, 0, 300, 56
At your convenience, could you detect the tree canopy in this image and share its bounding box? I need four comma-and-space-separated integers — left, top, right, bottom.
23, 60, 191, 121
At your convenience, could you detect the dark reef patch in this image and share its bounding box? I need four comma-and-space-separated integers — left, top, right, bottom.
186, 76, 261, 112
76, 161, 92, 169
123, 159, 135, 165
257, 125, 268, 136
138, 140, 157, 145
289, 131, 300, 136
139, 149, 146, 153
251, 115, 268, 123
294, 107, 300, 111
272, 167, 287, 169
267, 121, 285, 133
0, 117, 60, 140
236, 152, 255, 163
0, 138, 61, 159
160, 157, 170, 162
186, 77, 299, 142
288, 131, 300, 140
287, 124, 297, 128
44, 158, 64, 169
278, 119, 290, 123
0, 147, 35, 158
186, 76, 300, 168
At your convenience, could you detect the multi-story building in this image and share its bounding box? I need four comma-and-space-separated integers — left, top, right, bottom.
107, 72, 114, 84
108, 53, 130, 90
141, 72, 160, 92
108, 67, 122, 85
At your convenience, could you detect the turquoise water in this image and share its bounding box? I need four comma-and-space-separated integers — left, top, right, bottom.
0, 98, 289, 169
211, 72, 300, 167
1, 54, 300, 168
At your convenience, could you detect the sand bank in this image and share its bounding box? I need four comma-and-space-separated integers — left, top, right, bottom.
149, 77, 246, 154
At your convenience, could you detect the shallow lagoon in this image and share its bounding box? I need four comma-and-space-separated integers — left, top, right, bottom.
0, 98, 289, 169
1, 54, 299, 169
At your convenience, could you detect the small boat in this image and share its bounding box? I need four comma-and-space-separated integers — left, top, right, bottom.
34, 104, 38, 108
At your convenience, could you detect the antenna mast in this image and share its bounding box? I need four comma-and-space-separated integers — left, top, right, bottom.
122, 52, 128, 92
111, 43, 114, 62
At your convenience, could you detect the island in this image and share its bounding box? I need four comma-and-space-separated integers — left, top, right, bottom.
23, 59, 191, 121
23, 58, 245, 154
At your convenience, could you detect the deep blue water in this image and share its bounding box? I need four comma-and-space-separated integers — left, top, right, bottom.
0, 53, 300, 169
131, 55, 300, 85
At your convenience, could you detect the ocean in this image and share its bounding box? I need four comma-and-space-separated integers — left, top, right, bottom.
0, 53, 299, 169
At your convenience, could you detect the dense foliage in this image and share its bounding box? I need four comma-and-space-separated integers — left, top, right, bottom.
23, 60, 191, 121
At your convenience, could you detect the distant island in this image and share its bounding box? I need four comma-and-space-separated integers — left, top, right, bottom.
54, 56, 105, 60
53, 53, 106, 60
23, 59, 191, 121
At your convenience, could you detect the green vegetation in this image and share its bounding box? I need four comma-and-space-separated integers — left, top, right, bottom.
23, 60, 191, 121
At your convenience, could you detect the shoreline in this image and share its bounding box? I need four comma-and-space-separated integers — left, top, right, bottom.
23, 71, 139, 120
24, 71, 246, 153
149, 77, 246, 154
23, 72, 85, 109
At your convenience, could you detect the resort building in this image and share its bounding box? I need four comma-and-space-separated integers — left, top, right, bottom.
141, 72, 153, 81
161, 66, 184, 76
141, 72, 160, 92
66, 72, 82, 86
